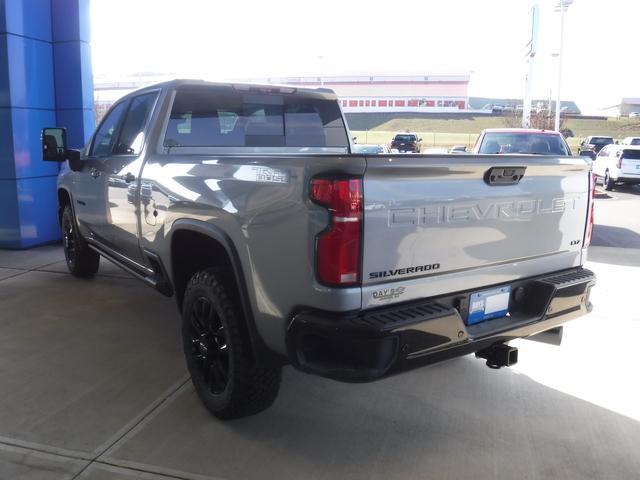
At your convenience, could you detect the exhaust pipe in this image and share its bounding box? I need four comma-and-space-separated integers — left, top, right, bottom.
525, 327, 563, 346
476, 343, 518, 369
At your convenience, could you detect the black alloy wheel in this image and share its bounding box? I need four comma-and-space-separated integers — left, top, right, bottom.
60, 204, 100, 277
187, 296, 230, 395
181, 269, 281, 419
62, 212, 77, 268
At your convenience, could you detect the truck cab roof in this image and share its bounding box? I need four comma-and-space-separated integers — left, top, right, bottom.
123, 78, 339, 101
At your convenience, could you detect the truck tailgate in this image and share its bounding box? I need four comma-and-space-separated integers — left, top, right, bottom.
361, 154, 591, 307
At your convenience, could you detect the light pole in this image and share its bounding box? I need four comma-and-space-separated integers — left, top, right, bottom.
317, 56, 325, 86
522, 4, 539, 128
554, 0, 573, 131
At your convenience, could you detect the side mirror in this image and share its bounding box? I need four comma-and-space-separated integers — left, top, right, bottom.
352, 136, 358, 144
42, 127, 84, 171
615, 140, 619, 144
419, 138, 423, 142
42, 128, 68, 162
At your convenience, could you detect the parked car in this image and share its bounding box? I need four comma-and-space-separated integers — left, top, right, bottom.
471, 128, 572, 156
620, 136, 640, 146
352, 144, 390, 154
629, 112, 640, 118
449, 145, 468, 153
578, 136, 614, 159
41, 79, 596, 419
592, 144, 640, 190
390, 133, 422, 153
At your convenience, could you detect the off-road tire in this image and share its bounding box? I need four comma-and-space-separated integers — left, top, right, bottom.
182, 269, 281, 419
61, 204, 100, 278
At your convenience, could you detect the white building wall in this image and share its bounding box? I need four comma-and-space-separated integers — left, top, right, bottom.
326, 82, 468, 97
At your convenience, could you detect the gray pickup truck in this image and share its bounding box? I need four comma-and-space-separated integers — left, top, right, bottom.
42, 80, 596, 419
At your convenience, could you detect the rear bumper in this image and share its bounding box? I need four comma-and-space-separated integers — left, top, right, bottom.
286, 268, 596, 382
390, 144, 419, 152
614, 175, 640, 183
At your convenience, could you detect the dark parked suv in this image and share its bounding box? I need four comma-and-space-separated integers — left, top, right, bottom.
578, 136, 614, 159
390, 133, 422, 153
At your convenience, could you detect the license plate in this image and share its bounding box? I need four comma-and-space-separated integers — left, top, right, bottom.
466, 286, 511, 325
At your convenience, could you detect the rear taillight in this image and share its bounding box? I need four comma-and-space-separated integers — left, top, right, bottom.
616, 151, 623, 168
584, 172, 596, 247
310, 177, 362, 286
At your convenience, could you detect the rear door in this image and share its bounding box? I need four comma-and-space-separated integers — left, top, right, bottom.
360, 154, 591, 307
620, 149, 640, 175
94, 90, 160, 264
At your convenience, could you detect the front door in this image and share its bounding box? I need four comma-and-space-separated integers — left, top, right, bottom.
73, 99, 130, 242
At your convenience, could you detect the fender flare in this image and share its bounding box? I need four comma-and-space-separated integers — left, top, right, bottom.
56, 186, 75, 224
167, 219, 283, 366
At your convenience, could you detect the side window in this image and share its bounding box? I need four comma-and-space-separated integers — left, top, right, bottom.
598, 146, 609, 158
90, 101, 129, 156
113, 92, 159, 155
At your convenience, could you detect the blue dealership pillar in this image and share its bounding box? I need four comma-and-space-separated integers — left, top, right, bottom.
0, 0, 94, 248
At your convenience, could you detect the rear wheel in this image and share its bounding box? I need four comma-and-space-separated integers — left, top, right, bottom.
604, 169, 615, 191
61, 205, 100, 278
182, 269, 281, 419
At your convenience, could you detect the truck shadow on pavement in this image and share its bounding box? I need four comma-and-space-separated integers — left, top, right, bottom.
590, 224, 640, 266
609, 184, 640, 196
591, 224, 640, 249
108, 355, 640, 480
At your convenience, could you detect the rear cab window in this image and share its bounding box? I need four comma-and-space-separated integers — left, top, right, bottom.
393, 134, 417, 142
163, 86, 349, 152
590, 137, 614, 145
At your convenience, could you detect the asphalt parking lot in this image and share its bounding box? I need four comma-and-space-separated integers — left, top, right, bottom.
0, 186, 639, 480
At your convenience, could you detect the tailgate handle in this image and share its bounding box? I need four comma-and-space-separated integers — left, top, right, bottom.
484, 166, 526, 185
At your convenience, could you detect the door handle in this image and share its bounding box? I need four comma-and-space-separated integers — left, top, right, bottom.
90, 168, 101, 179
124, 172, 136, 183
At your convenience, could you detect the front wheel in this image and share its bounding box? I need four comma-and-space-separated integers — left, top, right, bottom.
182, 269, 281, 419
604, 170, 615, 191
61, 205, 100, 278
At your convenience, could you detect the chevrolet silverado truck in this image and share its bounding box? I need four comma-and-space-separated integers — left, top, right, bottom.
41, 80, 596, 419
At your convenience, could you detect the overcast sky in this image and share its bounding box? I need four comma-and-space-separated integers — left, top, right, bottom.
91, 0, 637, 114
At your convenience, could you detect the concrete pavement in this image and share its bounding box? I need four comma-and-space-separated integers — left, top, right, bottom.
0, 188, 638, 479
